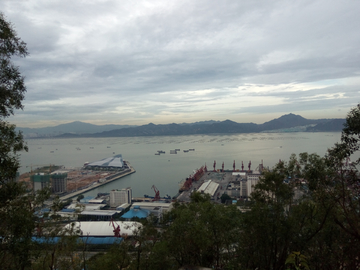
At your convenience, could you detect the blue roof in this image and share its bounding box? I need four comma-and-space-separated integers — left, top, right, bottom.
61, 208, 75, 212
121, 206, 150, 219
80, 196, 95, 203
32, 236, 123, 245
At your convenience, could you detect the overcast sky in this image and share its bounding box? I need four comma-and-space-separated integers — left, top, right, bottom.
3, 0, 360, 128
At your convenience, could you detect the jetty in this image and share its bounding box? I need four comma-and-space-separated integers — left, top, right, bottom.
59, 164, 135, 201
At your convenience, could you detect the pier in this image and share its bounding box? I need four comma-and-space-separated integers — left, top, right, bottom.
59, 164, 136, 201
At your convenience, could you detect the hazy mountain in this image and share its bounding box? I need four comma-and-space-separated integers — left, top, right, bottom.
258, 113, 324, 131
19, 114, 346, 138
306, 119, 346, 132
16, 121, 135, 138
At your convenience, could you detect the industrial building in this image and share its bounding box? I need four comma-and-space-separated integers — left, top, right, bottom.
198, 180, 219, 197
78, 210, 122, 221
226, 170, 262, 199
51, 170, 68, 193
110, 187, 132, 207
84, 154, 125, 171
64, 221, 143, 237
31, 173, 51, 192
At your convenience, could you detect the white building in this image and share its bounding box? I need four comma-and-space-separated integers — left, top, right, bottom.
110, 187, 132, 207
246, 172, 262, 198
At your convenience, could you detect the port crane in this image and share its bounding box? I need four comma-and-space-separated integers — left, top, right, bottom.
241, 161, 244, 171
248, 161, 251, 172
233, 160, 236, 172
222, 162, 224, 172
109, 218, 121, 237
213, 160, 216, 172
151, 185, 160, 201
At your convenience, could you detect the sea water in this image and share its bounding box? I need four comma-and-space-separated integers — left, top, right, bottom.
19, 132, 342, 198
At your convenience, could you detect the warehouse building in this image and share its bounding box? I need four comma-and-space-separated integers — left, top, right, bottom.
84, 154, 125, 171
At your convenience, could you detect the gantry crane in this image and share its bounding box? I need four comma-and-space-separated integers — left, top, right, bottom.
151, 185, 160, 201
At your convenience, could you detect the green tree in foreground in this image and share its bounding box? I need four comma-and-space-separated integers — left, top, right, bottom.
0, 12, 51, 270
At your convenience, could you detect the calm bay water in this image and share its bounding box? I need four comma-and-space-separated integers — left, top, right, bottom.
19, 133, 341, 198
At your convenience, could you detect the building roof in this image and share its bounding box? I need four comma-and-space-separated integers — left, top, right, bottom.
80, 196, 95, 203
232, 172, 246, 176
88, 199, 107, 204
198, 180, 219, 196
80, 210, 121, 216
121, 206, 150, 219
32, 236, 123, 245
87, 154, 123, 168
64, 221, 142, 237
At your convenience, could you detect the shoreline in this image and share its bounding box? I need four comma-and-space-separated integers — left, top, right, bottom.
59, 164, 136, 201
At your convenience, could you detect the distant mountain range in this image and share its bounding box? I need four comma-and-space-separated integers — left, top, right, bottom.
17, 114, 346, 138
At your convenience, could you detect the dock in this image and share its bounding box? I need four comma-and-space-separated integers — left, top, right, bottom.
59, 164, 136, 201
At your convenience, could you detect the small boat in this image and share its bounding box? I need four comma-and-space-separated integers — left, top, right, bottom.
189, 149, 195, 151
183, 150, 189, 152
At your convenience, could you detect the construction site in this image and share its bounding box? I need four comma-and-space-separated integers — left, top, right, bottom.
19, 155, 136, 199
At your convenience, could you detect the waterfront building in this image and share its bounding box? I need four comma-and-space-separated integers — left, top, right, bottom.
31, 173, 51, 192
51, 170, 68, 193
64, 221, 142, 237
110, 187, 132, 207
78, 209, 122, 221
84, 154, 125, 171
246, 171, 262, 198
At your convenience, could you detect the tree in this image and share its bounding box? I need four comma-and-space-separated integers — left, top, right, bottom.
157, 193, 242, 269
0, 12, 28, 180
0, 13, 44, 270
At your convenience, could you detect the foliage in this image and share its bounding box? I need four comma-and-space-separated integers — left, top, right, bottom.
220, 193, 231, 203
285, 251, 310, 270
76, 194, 84, 202
157, 193, 242, 269
0, 12, 41, 270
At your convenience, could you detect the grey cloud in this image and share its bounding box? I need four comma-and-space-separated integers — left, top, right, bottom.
2, 0, 360, 126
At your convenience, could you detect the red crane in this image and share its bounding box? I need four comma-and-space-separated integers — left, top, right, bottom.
213, 160, 216, 172
109, 218, 121, 237
151, 185, 160, 201
248, 161, 251, 172
222, 162, 224, 172
233, 160, 235, 172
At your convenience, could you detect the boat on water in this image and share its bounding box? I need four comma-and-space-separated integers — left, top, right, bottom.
155, 153, 160, 155
183, 150, 189, 152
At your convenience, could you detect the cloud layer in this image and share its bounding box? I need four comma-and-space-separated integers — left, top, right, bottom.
3, 0, 360, 127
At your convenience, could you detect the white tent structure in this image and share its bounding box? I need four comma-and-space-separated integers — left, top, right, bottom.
86, 154, 124, 169
64, 221, 142, 237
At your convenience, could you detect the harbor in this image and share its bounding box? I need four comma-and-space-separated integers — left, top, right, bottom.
59, 164, 136, 201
